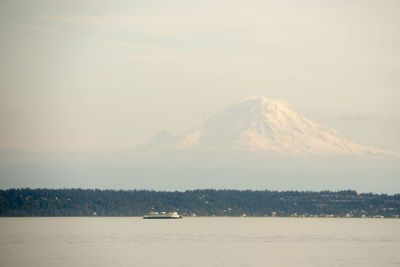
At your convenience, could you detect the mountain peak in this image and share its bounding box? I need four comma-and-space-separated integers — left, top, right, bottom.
235, 96, 296, 120
138, 97, 399, 156
242, 95, 283, 103
240, 96, 290, 109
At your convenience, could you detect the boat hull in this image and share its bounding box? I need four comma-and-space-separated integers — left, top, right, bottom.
143, 216, 182, 219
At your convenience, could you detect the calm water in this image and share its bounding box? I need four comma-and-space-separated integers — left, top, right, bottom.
1, 217, 399, 267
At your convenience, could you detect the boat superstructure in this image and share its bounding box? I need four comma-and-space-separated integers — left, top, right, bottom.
143, 211, 183, 219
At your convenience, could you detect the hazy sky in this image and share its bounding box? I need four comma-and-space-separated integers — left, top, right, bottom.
1, 0, 400, 152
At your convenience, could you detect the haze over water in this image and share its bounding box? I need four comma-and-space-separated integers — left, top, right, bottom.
1, 217, 399, 267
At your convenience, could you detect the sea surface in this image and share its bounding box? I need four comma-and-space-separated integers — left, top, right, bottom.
0, 217, 399, 266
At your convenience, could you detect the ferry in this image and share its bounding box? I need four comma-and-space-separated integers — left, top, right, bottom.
143, 211, 183, 219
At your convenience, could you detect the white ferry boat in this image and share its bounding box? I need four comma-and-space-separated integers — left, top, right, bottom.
143, 211, 183, 219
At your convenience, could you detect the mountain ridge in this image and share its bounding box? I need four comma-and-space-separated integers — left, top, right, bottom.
136, 96, 399, 156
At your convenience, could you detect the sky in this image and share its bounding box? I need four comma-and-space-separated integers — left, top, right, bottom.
1, 0, 400, 152
0, 1, 399, 191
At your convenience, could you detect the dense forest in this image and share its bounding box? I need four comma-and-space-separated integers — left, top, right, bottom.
1, 188, 399, 218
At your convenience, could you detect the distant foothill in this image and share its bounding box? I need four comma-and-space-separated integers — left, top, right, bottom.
1, 188, 399, 218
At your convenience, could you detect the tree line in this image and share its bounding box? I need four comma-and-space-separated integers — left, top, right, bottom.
1, 188, 399, 218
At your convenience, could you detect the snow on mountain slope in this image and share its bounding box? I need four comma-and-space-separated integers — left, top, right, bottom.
138, 96, 399, 156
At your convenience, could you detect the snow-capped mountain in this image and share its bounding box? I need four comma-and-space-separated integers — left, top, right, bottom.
137, 96, 398, 156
